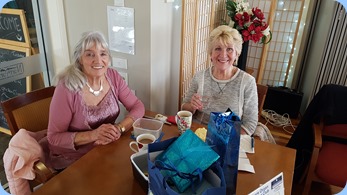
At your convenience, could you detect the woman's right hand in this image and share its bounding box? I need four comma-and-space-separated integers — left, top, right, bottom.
190, 93, 203, 111
93, 124, 120, 145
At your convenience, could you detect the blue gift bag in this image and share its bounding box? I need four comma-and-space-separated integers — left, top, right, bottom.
206, 111, 241, 195
148, 136, 226, 195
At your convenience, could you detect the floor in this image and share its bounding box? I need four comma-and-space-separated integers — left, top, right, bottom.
259, 116, 344, 195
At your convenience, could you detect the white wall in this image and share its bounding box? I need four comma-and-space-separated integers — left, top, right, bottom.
42, 0, 181, 116
38, 0, 70, 80
150, 0, 182, 115
169, 2, 182, 115
150, 0, 173, 114
299, 0, 335, 113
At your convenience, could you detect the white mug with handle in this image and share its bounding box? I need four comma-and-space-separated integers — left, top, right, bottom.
175, 110, 193, 135
129, 133, 156, 153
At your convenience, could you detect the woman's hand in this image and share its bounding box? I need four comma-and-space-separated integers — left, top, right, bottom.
93, 124, 121, 145
190, 93, 203, 111
240, 128, 247, 135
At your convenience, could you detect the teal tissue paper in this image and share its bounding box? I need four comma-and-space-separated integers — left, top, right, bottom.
155, 129, 220, 193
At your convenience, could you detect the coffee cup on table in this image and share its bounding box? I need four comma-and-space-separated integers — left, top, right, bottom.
129, 133, 156, 153
175, 110, 192, 135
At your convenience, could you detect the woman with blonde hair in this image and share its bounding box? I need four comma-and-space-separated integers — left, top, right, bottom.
181, 25, 258, 135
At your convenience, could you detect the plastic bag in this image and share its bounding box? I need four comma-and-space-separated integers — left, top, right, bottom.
206, 111, 241, 195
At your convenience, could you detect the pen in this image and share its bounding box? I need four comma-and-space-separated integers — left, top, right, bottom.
143, 115, 172, 125
251, 136, 254, 149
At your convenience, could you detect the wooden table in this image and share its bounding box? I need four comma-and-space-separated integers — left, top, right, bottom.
32, 111, 296, 195
237, 139, 295, 194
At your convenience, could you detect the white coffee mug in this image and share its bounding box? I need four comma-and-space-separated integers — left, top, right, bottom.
175, 110, 193, 134
129, 133, 156, 153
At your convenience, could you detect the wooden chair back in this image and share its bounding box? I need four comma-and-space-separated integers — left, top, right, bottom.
1, 86, 56, 191
1, 86, 55, 135
256, 84, 268, 116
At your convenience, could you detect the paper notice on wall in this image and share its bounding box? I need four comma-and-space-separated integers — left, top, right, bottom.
107, 6, 135, 55
248, 172, 284, 195
114, 0, 124, 6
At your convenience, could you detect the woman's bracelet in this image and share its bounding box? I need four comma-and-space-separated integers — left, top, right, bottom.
115, 123, 126, 135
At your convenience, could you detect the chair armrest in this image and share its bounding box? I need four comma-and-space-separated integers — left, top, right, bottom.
312, 122, 323, 149
33, 161, 55, 183
321, 123, 347, 140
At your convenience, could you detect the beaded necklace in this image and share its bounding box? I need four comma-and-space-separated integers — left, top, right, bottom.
86, 80, 103, 96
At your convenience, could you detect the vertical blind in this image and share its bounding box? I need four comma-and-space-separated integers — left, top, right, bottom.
311, 2, 347, 99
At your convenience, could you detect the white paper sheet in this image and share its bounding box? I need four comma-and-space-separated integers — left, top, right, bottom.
107, 6, 135, 55
238, 150, 255, 173
248, 172, 285, 195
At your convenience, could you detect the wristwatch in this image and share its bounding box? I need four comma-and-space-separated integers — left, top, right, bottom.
116, 123, 126, 134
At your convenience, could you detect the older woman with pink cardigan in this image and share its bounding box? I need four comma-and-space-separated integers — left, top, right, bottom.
47, 31, 145, 170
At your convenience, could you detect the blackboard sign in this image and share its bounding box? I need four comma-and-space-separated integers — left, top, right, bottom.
0, 8, 31, 48
0, 43, 30, 132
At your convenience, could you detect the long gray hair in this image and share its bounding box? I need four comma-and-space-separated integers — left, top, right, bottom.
54, 31, 111, 91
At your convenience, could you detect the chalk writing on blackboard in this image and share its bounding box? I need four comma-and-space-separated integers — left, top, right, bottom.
0, 63, 24, 80
0, 43, 29, 62
0, 8, 30, 48
0, 13, 24, 42
0, 79, 26, 100
0, 43, 29, 132
0, 78, 27, 130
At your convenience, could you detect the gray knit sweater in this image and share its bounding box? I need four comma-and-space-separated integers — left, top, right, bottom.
182, 66, 258, 135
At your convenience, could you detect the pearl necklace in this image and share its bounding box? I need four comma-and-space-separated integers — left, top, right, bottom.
86, 80, 103, 96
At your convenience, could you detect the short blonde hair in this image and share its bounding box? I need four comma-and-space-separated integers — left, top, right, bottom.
208, 25, 243, 64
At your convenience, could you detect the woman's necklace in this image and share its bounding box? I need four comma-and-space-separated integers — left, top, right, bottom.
86, 80, 103, 96
217, 82, 228, 94
212, 67, 234, 95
